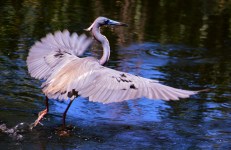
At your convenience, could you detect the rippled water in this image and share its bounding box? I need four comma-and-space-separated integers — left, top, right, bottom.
0, 0, 231, 149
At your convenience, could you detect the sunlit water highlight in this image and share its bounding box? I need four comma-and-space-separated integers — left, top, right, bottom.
0, 0, 231, 149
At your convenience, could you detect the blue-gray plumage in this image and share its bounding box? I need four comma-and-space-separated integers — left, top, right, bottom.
27, 17, 200, 128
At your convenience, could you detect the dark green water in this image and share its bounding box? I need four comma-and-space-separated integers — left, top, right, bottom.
0, 0, 230, 149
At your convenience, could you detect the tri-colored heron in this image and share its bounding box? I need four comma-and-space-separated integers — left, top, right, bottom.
27, 17, 202, 129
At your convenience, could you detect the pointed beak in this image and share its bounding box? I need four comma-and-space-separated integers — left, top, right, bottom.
108, 20, 128, 27
84, 18, 128, 32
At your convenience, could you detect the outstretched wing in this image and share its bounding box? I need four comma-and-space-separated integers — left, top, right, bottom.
42, 57, 198, 103
26, 30, 92, 80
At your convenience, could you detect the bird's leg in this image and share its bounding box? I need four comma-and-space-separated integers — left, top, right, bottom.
62, 100, 74, 129
56, 99, 76, 136
30, 96, 49, 128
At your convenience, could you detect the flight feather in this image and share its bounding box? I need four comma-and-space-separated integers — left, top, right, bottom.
26, 30, 92, 80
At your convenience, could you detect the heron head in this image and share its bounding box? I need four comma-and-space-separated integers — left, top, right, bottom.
85, 17, 127, 31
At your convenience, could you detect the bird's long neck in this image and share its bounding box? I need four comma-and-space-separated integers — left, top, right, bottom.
92, 26, 110, 65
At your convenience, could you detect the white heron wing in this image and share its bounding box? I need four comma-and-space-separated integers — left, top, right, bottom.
26, 30, 92, 80
83, 67, 198, 103
41, 57, 198, 103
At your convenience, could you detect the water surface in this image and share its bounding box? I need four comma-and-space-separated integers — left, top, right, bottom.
0, 0, 230, 149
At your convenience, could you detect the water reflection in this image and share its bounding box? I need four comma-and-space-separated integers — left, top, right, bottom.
0, 0, 231, 149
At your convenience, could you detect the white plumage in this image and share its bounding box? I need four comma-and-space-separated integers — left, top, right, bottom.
27, 29, 197, 103
27, 30, 92, 80
27, 17, 200, 128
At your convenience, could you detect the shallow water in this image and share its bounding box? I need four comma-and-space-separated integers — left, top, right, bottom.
0, 0, 231, 149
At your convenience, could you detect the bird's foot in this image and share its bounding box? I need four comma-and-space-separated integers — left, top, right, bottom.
55, 125, 75, 137
29, 109, 48, 130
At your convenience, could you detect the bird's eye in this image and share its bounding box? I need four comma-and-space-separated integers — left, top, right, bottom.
104, 19, 110, 24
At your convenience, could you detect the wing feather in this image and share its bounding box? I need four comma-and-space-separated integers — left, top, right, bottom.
70, 33, 78, 53
34, 44, 199, 103
27, 30, 92, 80
61, 30, 71, 48
117, 90, 128, 102
100, 85, 115, 103
98, 80, 114, 103
75, 34, 86, 55
118, 90, 128, 102
54, 31, 65, 47
92, 85, 107, 102
75, 62, 199, 103
162, 88, 179, 100
45, 33, 59, 47
79, 84, 96, 97
96, 87, 109, 102
109, 90, 120, 103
